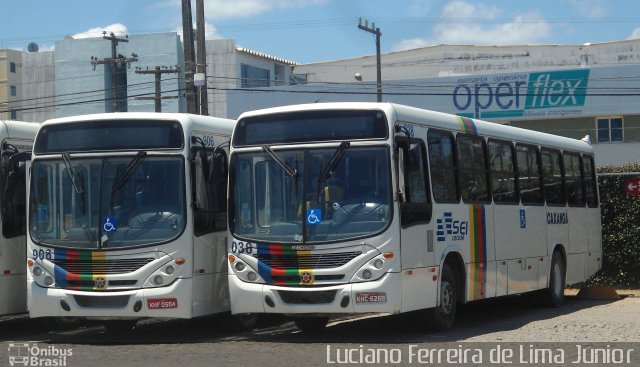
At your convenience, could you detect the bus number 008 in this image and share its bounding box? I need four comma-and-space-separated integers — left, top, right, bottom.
32, 249, 52, 260
231, 241, 253, 254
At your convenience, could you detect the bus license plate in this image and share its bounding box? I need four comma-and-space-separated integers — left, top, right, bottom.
355, 292, 387, 303
147, 298, 178, 309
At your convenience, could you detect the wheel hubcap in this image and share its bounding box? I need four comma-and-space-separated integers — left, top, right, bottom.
441, 281, 455, 314
553, 262, 562, 297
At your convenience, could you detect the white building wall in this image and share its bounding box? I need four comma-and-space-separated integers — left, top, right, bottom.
21, 51, 55, 122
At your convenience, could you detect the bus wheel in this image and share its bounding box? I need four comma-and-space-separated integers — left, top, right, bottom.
424, 263, 457, 331
39, 317, 80, 330
103, 320, 137, 334
233, 314, 258, 332
293, 316, 329, 332
540, 251, 565, 307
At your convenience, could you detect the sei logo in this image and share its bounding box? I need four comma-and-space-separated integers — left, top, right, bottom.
436, 212, 469, 242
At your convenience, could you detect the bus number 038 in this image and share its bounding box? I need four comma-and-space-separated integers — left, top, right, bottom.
231, 241, 253, 254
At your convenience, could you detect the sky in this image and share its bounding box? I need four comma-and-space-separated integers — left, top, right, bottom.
2, 0, 640, 64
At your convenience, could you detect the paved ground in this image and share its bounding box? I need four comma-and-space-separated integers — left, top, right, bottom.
0, 290, 638, 367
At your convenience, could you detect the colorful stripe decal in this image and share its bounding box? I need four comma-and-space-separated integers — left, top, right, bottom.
467, 204, 487, 301
52, 249, 107, 291
457, 116, 478, 135
255, 243, 313, 286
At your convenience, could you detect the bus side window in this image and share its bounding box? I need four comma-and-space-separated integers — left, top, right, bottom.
2, 152, 29, 238
193, 147, 228, 236
457, 135, 490, 203
583, 154, 598, 208
516, 144, 543, 205
541, 148, 566, 206
427, 130, 459, 203
397, 138, 431, 227
564, 152, 585, 207
488, 140, 517, 204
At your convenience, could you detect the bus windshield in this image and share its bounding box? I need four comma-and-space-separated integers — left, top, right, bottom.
30, 155, 185, 249
230, 146, 391, 244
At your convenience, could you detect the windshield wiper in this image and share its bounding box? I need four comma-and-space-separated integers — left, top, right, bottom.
318, 141, 350, 184
61, 153, 84, 194
110, 151, 147, 204
262, 145, 297, 178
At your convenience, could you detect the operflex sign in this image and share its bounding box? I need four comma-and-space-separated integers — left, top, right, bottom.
453, 69, 590, 119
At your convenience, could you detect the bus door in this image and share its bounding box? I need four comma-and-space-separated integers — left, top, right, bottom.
396, 136, 435, 311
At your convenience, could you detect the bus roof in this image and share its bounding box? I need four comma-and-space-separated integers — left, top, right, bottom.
41, 112, 236, 137
0, 120, 40, 141
237, 102, 593, 154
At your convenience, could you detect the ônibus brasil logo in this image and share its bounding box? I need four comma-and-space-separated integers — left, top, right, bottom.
8, 343, 73, 366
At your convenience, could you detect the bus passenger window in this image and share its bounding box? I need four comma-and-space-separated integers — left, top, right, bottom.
541, 148, 566, 206
427, 130, 458, 203
457, 135, 490, 203
583, 155, 598, 208
564, 152, 585, 207
488, 140, 517, 204
398, 139, 431, 227
516, 144, 543, 205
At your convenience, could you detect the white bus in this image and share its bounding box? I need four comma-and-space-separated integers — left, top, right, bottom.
26, 113, 254, 332
0, 120, 39, 317
227, 102, 601, 331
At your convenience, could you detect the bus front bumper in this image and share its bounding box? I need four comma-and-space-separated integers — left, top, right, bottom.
28, 278, 193, 319
229, 272, 402, 315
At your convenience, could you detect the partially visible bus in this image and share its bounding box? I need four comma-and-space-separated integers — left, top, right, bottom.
0, 120, 39, 317
227, 103, 601, 331
26, 113, 253, 332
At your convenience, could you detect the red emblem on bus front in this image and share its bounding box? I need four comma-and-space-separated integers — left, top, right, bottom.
300, 272, 314, 285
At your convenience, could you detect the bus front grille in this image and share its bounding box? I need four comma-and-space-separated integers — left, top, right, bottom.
278, 290, 338, 304
73, 295, 130, 308
52, 258, 154, 274
255, 251, 361, 269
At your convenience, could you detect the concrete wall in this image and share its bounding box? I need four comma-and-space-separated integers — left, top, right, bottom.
55, 32, 185, 118
293, 39, 640, 84
21, 51, 55, 122
0, 49, 23, 120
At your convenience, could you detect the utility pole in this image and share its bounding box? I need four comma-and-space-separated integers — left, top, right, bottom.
195, 0, 208, 115
134, 66, 181, 112
90, 32, 138, 112
181, 0, 198, 114
358, 18, 382, 102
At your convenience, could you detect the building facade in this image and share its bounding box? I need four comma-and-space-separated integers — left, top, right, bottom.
226, 40, 640, 166
0, 49, 23, 120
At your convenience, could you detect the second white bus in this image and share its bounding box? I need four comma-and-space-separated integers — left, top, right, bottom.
227, 102, 601, 331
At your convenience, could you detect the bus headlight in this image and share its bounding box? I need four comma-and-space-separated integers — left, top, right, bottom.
44, 276, 54, 286
143, 258, 183, 288
350, 253, 391, 283
29, 261, 56, 288
153, 275, 164, 285
228, 254, 264, 284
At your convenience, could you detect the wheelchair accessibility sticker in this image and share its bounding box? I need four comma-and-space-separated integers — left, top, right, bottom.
306, 209, 322, 225
102, 217, 119, 232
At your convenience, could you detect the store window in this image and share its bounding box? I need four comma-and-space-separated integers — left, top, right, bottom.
597, 117, 623, 142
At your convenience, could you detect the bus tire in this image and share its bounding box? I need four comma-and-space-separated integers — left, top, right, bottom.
424, 263, 457, 331
293, 316, 329, 332
233, 313, 259, 332
540, 251, 565, 307
103, 319, 137, 334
